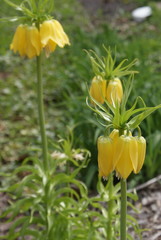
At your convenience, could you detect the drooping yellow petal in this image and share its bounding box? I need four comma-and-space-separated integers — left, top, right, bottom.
115, 136, 133, 179
113, 134, 125, 169
10, 25, 21, 52
97, 136, 114, 177
25, 27, 38, 59
50, 20, 70, 48
90, 76, 106, 104
44, 39, 57, 58
10, 25, 27, 57
106, 78, 123, 105
110, 129, 133, 170
18, 27, 27, 57
29, 26, 41, 56
109, 129, 121, 168
135, 136, 146, 173
40, 20, 53, 47
129, 137, 138, 173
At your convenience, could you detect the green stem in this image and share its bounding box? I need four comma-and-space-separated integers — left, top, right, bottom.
36, 54, 49, 172
120, 178, 127, 240
107, 173, 113, 240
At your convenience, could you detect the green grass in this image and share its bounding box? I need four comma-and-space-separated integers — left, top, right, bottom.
1, 0, 161, 188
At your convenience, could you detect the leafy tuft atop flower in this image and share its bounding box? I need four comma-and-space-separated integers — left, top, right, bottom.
87, 47, 138, 80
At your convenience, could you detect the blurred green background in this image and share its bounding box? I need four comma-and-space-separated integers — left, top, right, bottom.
1, 0, 161, 189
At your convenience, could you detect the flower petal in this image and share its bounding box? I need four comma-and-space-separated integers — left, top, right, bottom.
129, 137, 138, 173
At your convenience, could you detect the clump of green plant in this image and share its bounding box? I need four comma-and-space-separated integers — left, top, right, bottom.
0, 131, 91, 239
0, 0, 90, 239
1, 0, 161, 239
87, 47, 161, 239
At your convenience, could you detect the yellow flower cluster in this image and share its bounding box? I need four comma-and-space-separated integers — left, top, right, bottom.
90, 76, 123, 105
10, 20, 70, 58
97, 130, 146, 179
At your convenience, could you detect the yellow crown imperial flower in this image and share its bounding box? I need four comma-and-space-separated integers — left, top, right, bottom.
97, 135, 114, 178
40, 19, 70, 56
10, 24, 41, 59
90, 76, 106, 104
108, 130, 146, 178
109, 129, 132, 167
106, 78, 123, 105
114, 135, 138, 179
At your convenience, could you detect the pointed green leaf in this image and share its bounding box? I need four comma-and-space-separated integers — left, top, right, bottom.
112, 101, 121, 127
3, 0, 19, 9
86, 97, 113, 122
128, 104, 161, 129
121, 96, 146, 123
8, 217, 29, 238
121, 75, 134, 114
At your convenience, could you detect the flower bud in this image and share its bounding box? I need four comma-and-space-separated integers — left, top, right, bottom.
106, 78, 123, 105
90, 76, 106, 104
97, 136, 113, 177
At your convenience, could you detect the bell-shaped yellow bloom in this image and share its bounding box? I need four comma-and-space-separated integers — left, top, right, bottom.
134, 136, 146, 174
114, 135, 138, 179
26, 26, 42, 59
109, 130, 131, 168
97, 130, 145, 179
106, 78, 123, 105
10, 25, 26, 57
40, 19, 70, 56
90, 76, 106, 104
10, 25, 41, 59
109, 129, 120, 169
97, 136, 114, 177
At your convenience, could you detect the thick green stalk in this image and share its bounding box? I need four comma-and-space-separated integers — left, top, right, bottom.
120, 178, 127, 240
36, 54, 50, 238
107, 173, 113, 240
36, 54, 49, 172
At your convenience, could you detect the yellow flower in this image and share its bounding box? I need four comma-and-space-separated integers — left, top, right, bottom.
26, 26, 42, 59
10, 25, 26, 57
134, 136, 146, 174
97, 135, 114, 177
90, 76, 106, 104
40, 19, 70, 56
10, 24, 41, 59
114, 135, 138, 179
97, 130, 145, 179
106, 78, 123, 105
